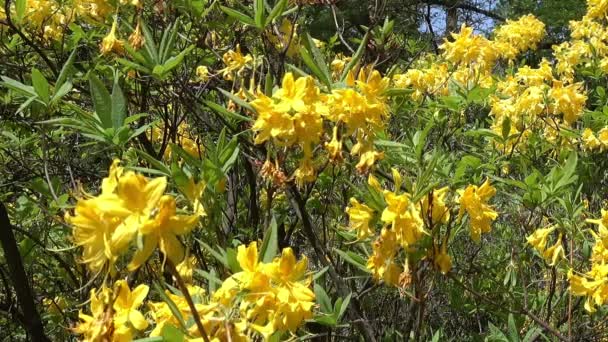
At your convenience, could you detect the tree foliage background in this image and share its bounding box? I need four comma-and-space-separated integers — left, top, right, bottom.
1, 0, 608, 341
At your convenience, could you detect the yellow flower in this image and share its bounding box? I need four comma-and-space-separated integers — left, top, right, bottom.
526, 226, 556, 253
183, 176, 206, 217
128, 21, 145, 50
220, 44, 252, 80
492, 14, 545, 60
325, 126, 343, 162
381, 190, 426, 248
196, 65, 209, 82
542, 235, 564, 266
582, 128, 601, 151
568, 264, 608, 312
73, 288, 112, 341
549, 81, 587, 126
251, 92, 295, 146
457, 179, 498, 242
100, 19, 124, 55
176, 255, 197, 283
103, 171, 168, 254
128, 195, 199, 270
420, 187, 450, 225
113, 280, 149, 332
367, 228, 400, 284
434, 242, 452, 275
440, 24, 496, 67
345, 198, 375, 240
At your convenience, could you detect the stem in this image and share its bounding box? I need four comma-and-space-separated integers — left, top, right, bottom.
166, 258, 211, 342
0, 202, 51, 342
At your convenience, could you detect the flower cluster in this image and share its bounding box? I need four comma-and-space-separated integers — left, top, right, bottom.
251, 68, 389, 186
457, 179, 498, 242
526, 226, 564, 266
65, 160, 200, 273
345, 171, 456, 285
149, 121, 203, 161
569, 209, 608, 312
581, 127, 608, 151
393, 15, 545, 102
74, 280, 149, 342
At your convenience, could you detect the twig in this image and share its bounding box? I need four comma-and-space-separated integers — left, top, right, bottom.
166, 259, 211, 342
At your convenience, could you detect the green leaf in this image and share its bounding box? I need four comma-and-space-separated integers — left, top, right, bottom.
259, 215, 278, 263
508, 314, 520, 342
140, 20, 159, 64
132, 337, 164, 342
56, 47, 78, 89
220, 5, 256, 26
300, 47, 331, 89
337, 292, 351, 320
196, 238, 228, 267
303, 33, 331, 87
134, 148, 171, 176
15, 0, 26, 22
157, 45, 194, 77
217, 87, 254, 112
1, 76, 37, 97
88, 73, 113, 129
161, 19, 182, 63
153, 282, 188, 332
51, 81, 72, 104
340, 31, 369, 82
333, 248, 369, 273
226, 247, 242, 273
161, 324, 185, 342
314, 283, 332, 313
31, 68, 50, 103
501, 116, 511, 142
194, 269, 223, 286
254, 0, 265, 28
204, 100, 253, 123
111, 78, 127, 129
267, 0, 288, 24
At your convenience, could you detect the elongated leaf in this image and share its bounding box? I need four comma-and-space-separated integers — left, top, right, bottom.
267, 0, 288, 24
260, 215, 278, 263
220, 6, 255, 26
196, 238, 228, 267
333, 248, 369, 273
152, 282, 188, 331
204, 100, 253, 123
88, 73, 113, 129
51, 81, 72, 104
1, 76, 36, 97
303, 33, 330, 86
161, 18, 181, 63
111, 78, 127, 129
217, 87, 254, 112
15, 0, 26, 22
254, 0, 265, 28
340, 31, 369, 82
157, 45, 194, 78
56, 47, 78, 89
314, 283, 332, 313
134, 148, 171, 176
300, 47, 331, 89
140, 20, 159, 64
31, 68, 49, 103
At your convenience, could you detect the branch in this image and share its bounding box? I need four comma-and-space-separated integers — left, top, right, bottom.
3, 0, 58, 76
423, 0, 505, 22
286, 184, 377, 342
0, 202, 51, 342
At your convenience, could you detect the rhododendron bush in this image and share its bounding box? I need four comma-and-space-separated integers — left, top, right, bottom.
2, 0, 608, 340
